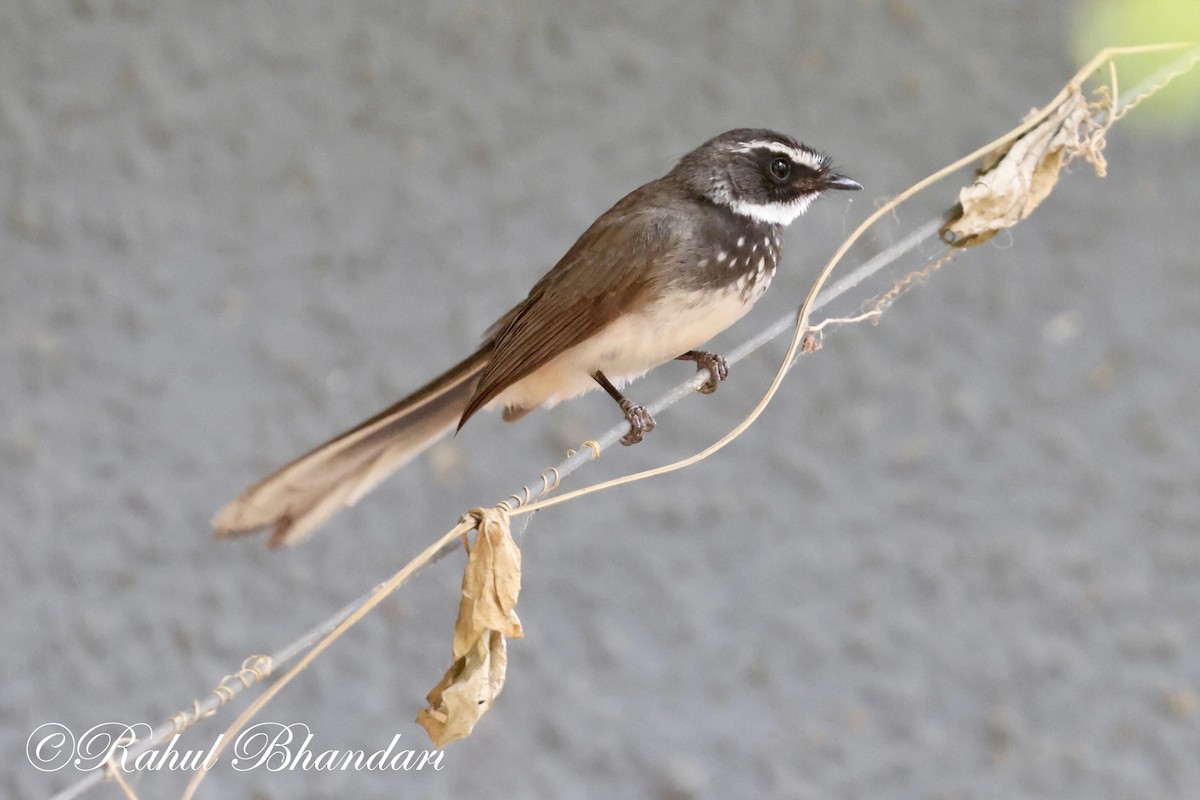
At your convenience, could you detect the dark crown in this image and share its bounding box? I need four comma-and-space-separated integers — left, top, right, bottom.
669, 128, 861, 226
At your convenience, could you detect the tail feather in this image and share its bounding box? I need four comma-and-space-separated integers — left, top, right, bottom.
214, 347, 490, 547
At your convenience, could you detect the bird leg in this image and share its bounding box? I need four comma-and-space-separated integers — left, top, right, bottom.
676, 350, 728, 395
592, 371, 655, 446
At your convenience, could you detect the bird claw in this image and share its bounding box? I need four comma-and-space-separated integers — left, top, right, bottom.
619, 401, 656, 446
680, 350, 728, 394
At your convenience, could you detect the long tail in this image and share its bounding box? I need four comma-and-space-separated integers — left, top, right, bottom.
214, 346, 491, 548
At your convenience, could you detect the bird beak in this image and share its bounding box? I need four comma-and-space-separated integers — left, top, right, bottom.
823, 173, 863, 192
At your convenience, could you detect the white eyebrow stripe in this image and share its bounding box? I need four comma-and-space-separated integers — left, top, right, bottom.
731, 140, 824, 171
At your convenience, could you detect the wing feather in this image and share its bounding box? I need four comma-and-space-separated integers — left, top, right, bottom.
461, 189, 685, 425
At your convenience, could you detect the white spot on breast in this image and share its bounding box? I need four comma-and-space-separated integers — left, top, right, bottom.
717, 251, 727, 263
737, 236, 745, 248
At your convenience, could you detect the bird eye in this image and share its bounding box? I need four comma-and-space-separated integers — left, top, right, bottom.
769, 157, 791, 181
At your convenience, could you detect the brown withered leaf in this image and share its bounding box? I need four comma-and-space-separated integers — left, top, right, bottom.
417, 630, 509, 746
943, 90, 1092, 247
454, 507, 522, 652
417, 507, 522, 747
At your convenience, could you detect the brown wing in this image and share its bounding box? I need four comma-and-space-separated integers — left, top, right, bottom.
459, 185, 685, 426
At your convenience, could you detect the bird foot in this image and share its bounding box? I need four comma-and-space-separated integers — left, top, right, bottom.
678, 350, 729, 394
618, 400, 656, 446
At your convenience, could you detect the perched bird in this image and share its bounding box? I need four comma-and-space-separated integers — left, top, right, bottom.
215, 128, 861, 547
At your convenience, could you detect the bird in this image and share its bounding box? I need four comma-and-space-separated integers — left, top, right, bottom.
214, 128, 861, 547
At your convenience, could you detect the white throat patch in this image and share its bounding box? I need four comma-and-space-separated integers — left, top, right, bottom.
727, 193, 816, 226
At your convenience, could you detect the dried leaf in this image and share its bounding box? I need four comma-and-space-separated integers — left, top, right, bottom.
417, 507, 522, 747
943, 90, 1092, 247
417, 630, 508, 747
453, 507, 522, 656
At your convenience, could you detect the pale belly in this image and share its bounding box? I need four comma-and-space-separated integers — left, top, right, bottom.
490, 281, 766, 415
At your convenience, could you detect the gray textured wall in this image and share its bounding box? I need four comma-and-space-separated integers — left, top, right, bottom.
6, 2, 1199, 798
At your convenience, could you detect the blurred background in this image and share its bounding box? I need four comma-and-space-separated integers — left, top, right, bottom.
4, 1, 1198, 798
